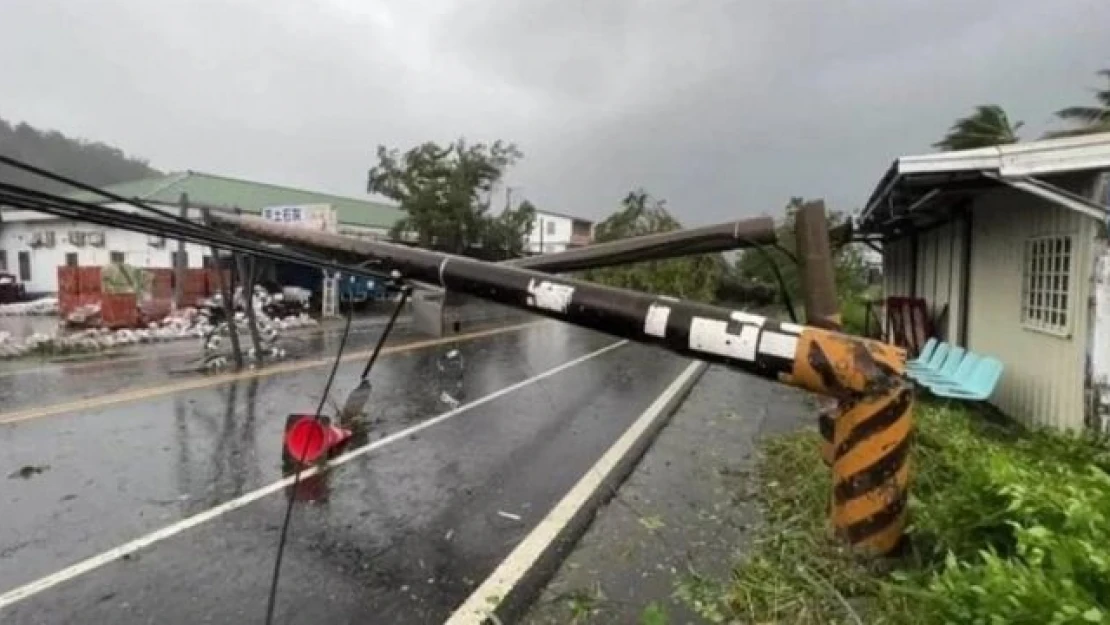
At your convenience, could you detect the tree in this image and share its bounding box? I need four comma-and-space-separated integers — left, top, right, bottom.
933, 105, 1023, 151
367, 139, 535, 259
0, 117, 161, 194
1046, 68, 1110, 138
582, 190, 723, 302
733, 197, 873, 326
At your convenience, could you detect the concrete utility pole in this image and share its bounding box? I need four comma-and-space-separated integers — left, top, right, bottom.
211, 210, 913, 557
174, 193, 189, 310
795, 200, 840, 329
509, 217, 777, 273
794, 199, 912, 557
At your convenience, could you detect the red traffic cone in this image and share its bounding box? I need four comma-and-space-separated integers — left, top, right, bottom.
284, 416, 353, 465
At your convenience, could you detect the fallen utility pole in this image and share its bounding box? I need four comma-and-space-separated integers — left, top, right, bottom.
211, 211, 912, 555
507, 217, 776, 273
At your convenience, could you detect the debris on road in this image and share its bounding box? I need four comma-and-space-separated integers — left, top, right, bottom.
0, 296, 59, 316
497, 510, 523, 522
438, 391, 461, 409
0, 287, 317, 361
8, 464, 50, 479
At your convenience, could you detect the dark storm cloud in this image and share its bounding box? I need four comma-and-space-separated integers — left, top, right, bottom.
1, 0, 1107, 224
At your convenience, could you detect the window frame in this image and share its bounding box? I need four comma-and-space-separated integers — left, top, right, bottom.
109, 250, 126, 265
1020, 233, 1075, 338
17, 251, 31, 281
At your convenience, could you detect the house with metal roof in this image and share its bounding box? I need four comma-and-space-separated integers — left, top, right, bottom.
0, 171, 404, 295
855, 132, 1110, 432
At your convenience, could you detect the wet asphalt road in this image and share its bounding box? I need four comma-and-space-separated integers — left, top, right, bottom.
0, 306, 531, 412
0, 317, 693, 624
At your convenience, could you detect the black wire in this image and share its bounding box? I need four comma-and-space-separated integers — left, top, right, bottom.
0, 154, 199, 229
360, 287, 410, 380
738, 238, 798, 323
263, 301, 355, 625
0, 156, 399, 283
0, 185, 395, 283
772, 242, 799, 265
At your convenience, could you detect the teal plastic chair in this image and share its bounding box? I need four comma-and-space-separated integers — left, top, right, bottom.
906, 342, 949, 376
925, 352, 981, 387
907, 338, 938, 369
910, 346, 965, 383
927, 357, 1004, 400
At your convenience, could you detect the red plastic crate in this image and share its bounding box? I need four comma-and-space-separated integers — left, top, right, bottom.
78, 267, 102, 294
101, 293, 138, 329
57, 266, 79, 294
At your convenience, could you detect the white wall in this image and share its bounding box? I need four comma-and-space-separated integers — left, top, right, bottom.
0, 217, 209, 294
525, 213, 575, 254
880, 177, 1105, 431
964, 185, 1100, 431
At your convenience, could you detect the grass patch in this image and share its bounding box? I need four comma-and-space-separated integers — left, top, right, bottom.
677, 400, 1110, 624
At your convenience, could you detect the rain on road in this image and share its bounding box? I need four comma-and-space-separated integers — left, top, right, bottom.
0, 315, 695, 624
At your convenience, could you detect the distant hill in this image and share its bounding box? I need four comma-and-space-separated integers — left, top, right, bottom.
0, 116, 161, 196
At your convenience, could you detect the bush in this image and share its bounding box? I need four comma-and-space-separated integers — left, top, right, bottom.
687, 400, 1110, 624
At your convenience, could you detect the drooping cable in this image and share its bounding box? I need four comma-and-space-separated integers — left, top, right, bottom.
737, 238, 797, 324
263, 289, 408, 624
360, 287, 410, 380
0, 182, 395, 283
262, 300, 355, 625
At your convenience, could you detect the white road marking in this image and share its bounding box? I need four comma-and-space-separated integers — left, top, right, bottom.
446, 359, 705, 625
0, 339, 629, 612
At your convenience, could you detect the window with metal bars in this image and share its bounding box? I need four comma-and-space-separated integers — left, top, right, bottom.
1021, 234, 1073, 336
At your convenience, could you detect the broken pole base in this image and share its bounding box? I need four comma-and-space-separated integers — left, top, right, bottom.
829, 383, 914, 556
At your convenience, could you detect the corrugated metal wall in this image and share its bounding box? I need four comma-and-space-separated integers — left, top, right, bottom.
882, 219, 966, 342
966, 186, 1098, 431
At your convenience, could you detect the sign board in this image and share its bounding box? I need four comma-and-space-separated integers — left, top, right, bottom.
260, 203, 338, 234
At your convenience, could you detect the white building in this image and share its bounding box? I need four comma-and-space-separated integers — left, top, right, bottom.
0, 171, 403, 295
524, 209, 594, 254
856, 132, 1110, 432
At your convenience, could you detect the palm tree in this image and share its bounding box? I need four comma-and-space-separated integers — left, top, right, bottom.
1046, 69, 1110, 138
933, 105, 1023, 151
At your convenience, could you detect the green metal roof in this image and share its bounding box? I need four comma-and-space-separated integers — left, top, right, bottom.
69, 171, 404, 229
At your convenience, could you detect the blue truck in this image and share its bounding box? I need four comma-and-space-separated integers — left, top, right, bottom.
338, 273, 386, 303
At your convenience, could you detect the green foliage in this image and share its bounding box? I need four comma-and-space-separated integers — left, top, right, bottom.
367, 138, 535, 258
639, 602, 669, 625
582, 190, 723, 302
733, 197, 874, 324
1047, 69, 1110, 138
708, 401, 1110, 624
933, 104, 1023, 151
0, 117, 160, 194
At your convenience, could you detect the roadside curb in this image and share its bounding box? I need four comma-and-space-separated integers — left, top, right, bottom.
445, 359, 709, 625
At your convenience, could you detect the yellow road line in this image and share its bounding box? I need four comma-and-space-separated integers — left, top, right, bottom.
0, 320, 545, 425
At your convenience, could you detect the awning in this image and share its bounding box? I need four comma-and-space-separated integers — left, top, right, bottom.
855, 132, 1110, 241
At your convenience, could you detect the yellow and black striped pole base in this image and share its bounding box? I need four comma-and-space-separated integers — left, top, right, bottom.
830, 384, 914, 555
818, 403, 837, 466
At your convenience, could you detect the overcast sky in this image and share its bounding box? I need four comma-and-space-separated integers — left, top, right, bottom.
2, 0, 1107, 224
